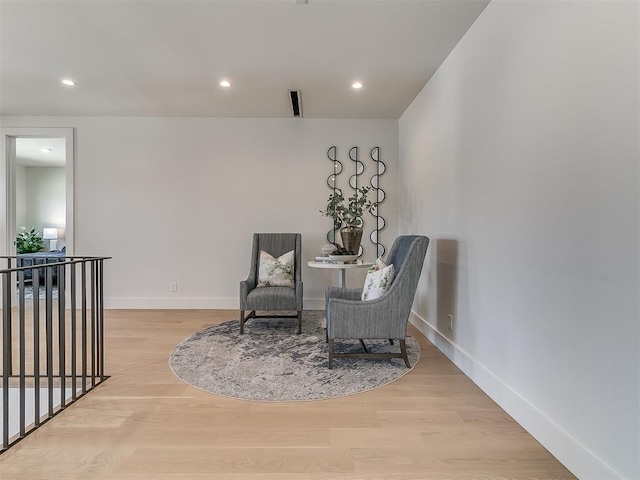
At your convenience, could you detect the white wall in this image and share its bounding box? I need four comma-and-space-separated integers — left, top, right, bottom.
399, 1, 639, 479
24, 166, 66, 234
14, 165, 66, 250
15, 164, 26, 229
1, 117, 398, 309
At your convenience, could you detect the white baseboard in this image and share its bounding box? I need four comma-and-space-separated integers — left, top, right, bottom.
409, 311, 621, 480
105, 297, 238, 309
105, 297, 326, 311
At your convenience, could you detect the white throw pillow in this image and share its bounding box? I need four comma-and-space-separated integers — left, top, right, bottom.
361, 257, 396, 301
257, 250, 295, 287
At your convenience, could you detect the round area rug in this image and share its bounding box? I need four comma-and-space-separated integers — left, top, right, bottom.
169, 311, 420, 402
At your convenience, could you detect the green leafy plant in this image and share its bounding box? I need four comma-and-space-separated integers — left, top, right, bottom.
320, 186, 374, 228
16, 226, 44, 254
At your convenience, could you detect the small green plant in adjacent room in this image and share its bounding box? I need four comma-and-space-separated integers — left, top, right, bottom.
16, 226, 44, 254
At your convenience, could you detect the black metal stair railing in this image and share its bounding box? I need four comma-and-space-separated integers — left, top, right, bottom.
0, 255, 111, 452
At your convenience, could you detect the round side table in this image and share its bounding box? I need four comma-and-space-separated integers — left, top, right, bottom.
307, 260, 373, 288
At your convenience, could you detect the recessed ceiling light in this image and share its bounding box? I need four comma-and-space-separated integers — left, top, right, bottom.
40, 147, 52, 153
61, 78, 76, 86
352, 82, 363, 89
219, 80, 231, 88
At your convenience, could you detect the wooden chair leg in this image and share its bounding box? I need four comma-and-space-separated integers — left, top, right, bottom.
328, 339, 334, 369
297, 310, 302, 335
399, 339, 410, 368
240, 310, 255, 334
325, 317, 328, 343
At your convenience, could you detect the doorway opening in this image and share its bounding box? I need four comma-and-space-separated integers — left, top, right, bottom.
1, 127, 74, 301
13, 137, 68, 299
1, 127, 74, 258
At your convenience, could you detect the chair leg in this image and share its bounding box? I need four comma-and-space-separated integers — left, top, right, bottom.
399, 339, 411, 368
359, 339, 369, 353
297, 310, 302, 335
324, 316, 328, 343
328, 339, 334, 369
240, 310, 256, 334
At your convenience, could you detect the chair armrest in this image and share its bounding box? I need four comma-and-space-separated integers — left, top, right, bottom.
326, 292, 406, 340
239, 278, 256, 310
240, 277, 256, 291
325, 286, 361, 313
326, 286, 361, 301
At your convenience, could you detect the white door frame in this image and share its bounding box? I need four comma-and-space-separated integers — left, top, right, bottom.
0, 127, 75, 257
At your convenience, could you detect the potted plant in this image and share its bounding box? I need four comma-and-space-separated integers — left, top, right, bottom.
16, 226, 44, 254
321, 186, 374, 254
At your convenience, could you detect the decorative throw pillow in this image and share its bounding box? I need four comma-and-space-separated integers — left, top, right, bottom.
361, 257, 396, 301
257, 250, 295, 287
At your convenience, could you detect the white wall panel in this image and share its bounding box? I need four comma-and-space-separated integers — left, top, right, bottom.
399, 1, 639, 478
1, 116, 398, 309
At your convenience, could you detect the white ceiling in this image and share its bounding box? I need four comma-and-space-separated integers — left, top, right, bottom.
0, 0, 489, 119
15, 138, 66, 167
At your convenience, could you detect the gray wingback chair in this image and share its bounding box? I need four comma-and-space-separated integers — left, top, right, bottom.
240, 233, 303, 334
324, 235, 429, 369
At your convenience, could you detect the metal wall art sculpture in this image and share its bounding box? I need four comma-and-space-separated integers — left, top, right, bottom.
325, 145, 386, 258
369, 146, 387, 257
326, 146, 342, 245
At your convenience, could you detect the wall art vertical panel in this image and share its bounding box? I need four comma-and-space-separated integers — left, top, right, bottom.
369, 146, 386, 258
348, 146, 365, 257
326, 146, 342, 245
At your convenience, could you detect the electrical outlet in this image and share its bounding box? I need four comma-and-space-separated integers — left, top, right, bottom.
448, 314, 454, 331
170, 282, 178, 292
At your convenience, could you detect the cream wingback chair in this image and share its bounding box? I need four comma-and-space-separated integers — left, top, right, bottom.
239, 233, 303, 334
324, 235, 429, 368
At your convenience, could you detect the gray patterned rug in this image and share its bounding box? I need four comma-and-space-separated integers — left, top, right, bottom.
169, 311, 420, 402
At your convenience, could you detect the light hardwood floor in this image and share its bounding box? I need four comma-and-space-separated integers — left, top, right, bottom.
0, 309, 576, 479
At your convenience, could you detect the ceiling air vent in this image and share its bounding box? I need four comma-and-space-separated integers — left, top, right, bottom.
289, 90, 303, 118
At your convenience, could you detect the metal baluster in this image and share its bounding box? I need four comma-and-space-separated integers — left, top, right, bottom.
98, 260, 105, 379
2, 271, 11, 450
70, 263, 77, 401
58, 264, 66, 409
91, 261, 96, 387
33, 268, 40, 428
81, 262, 87, 394
45, 267, 54, 418
18, 270, 26, 438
